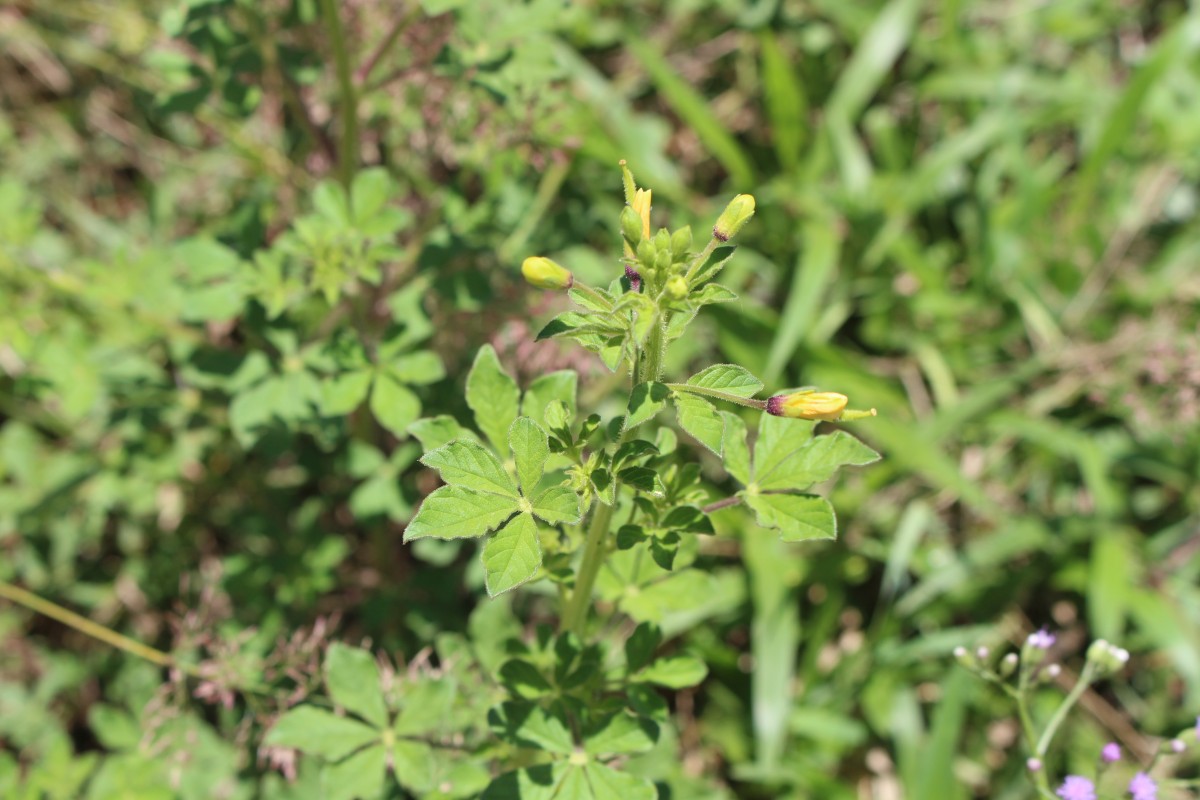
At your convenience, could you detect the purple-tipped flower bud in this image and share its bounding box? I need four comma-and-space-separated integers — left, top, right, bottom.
521, 256, 573, 290
1101, 742, 1120, 763
1027, 758, 1042, 772
1169, 739, 1185, 754
713, 193, 755, 242
624, 264, 642, 292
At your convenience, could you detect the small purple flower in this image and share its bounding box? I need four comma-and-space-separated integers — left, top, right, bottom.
1056, 775, 1096, 800
1101, 742, 1121, 763
1129, 771, 1157, 800
1028, 628, 1057, 649
1170, 738, 1185, 754
1027, 757, 1043, 772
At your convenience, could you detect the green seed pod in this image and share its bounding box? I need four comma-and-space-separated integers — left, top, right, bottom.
713, 194, 756, 242
670, 225, 693, 260
620, 205, 643, 249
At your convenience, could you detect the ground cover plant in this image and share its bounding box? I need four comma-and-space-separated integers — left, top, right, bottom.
2, 0, 1200, 798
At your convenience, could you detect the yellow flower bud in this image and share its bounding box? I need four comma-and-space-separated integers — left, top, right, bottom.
521, 256, 573, 290
713, 194, 756, 242
766, 390, 849, 421
666, 275, 688, 300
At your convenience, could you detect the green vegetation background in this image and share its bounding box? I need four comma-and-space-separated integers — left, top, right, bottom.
2, 0, 1198, 797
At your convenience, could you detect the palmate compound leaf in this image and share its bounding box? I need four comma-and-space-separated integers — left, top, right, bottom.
421, 439, 518, 498
482, 512, 541, 597
744, 493, 837, 542
403, 486, 518, 542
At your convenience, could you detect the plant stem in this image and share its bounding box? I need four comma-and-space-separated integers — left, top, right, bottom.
1014, 691, 1052, 795
319, 0, 358, 187
701, 495, 744, 514
640, 314, 666, 383
356, 6, 420, 86
571, 281, 614, 311
1036, 662, 1097, 757
0, 579, 178, 670
683, 237, 720, 284
560, 500, 616, 636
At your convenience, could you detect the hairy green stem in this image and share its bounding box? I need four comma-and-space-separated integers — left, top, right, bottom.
319, 0, 358, 187
639, 314, 666, 383
571, 281, 614, 311
665, 382, 768, 410
560, 500, 616, 636
683, 236, 720, 284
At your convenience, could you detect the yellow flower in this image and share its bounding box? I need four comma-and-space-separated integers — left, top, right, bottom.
766, 390, 850, 421
521, 257, 574, 290
624, 188, 652, 260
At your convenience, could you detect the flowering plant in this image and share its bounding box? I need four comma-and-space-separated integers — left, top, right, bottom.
957, 632, 1200, 799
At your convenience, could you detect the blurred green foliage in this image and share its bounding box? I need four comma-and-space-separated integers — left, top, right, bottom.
1, 0, 1199, 797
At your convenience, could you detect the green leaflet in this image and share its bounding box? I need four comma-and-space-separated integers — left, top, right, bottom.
751, 412, 816, 487
265, 707, 379, 761
626, 382, 670, 431
531, 485, 583, 525
482, 512, 541, 597
324, 643, 388, 728
508, 417, 549, 497
582, 713, 658, 756
403, 486, 517, 541
686, 363, 763, 399
320, 744, 386, 800
521, 371, 577, 428
370, 372, 422, 438
720, 411, 751, 486
466, 345, 520, 456
744, 493, 837, 542
672, 392, 723, 456
421, 439, 518, 498
756, 429, 881, 492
